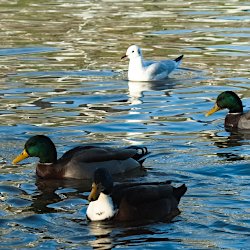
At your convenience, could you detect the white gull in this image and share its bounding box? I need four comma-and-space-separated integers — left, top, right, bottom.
121, 45, 183, 82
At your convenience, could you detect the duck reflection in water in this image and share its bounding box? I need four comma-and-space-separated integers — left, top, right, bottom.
87, 221, 172, 249
87, 221, 114, 249
206, 131, 248, 161
30, 178, 89, 214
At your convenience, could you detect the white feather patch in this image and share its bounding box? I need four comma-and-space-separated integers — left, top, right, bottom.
86, 193, 116, 221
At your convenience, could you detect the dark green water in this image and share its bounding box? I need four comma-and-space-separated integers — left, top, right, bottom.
0, 0, 249, 249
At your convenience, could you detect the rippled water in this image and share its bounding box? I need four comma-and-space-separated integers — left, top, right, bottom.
0, 0, 250, 249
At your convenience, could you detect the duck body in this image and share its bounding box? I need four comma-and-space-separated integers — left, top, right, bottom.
36, 151, 142, 179
12, 135, 148, 180
122, 45, 183, 82
206, 91, 250, 130
225, 113, 249, 130
112, 183, 185, 222
87, 168, 187, 222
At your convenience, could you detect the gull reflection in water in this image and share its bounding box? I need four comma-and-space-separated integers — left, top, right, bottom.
128, 79, 178, 105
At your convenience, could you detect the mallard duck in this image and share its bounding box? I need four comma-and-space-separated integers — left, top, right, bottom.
205, 91, 250, 130
86, 168, 187, 222
121, 45, 183, 81
12, 135, 148, 180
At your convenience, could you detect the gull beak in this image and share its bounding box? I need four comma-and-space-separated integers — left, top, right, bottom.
121, 54, 127, 60
88, 183, 99, 202
12, 149, 29, 164
205, 103, 221, 117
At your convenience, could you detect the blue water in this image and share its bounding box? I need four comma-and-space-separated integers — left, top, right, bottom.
0, 0, 250, 249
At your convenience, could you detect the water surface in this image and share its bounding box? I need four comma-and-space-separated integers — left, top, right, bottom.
0, 0, 250, 249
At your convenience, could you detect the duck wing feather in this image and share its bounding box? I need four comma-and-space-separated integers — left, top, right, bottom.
59, 146, 146, 163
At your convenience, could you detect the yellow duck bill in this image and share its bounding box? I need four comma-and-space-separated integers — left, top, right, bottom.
206, 103, 221, 117
12, 149, 29, 164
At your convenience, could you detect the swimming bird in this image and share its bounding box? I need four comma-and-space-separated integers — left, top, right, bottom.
86, 168, 187, 222
206, 91, 250, 130
12, 135, 148, 179
121, 45, 183, 81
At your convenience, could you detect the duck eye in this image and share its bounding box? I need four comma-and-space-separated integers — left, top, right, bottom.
132, 50, 134, 53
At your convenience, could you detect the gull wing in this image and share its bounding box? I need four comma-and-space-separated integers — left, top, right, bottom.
144, 60, 178, 80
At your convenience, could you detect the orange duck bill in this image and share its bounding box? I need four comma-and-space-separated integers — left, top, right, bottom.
12, 149, 29, 164
205, 103, 221, 117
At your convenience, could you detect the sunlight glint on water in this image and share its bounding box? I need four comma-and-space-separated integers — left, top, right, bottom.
0, 0, 249, 249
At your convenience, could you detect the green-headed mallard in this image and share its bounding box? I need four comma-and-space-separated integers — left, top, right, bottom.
86, 168, 187, 222
206, 91, 250, 130
12, 135, 148, 180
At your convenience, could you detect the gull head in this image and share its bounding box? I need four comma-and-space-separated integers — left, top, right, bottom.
121, 45, 142, 60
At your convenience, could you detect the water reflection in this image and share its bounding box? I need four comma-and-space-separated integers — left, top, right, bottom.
87, 221, 177, 249
88, 222, 114, 249
207, 131, 250, 161
31, 178, 89, 214
128, 79, 177, 105
1, 0, 250, 248
213, 132, 245, 149
216, 152, 244, 161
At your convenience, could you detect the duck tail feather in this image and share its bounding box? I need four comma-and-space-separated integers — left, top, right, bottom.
126, 146, 149, 162
173, 184, 187, 202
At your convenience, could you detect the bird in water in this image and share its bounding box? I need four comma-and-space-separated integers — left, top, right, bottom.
86, 168, 187, 222
206, 91, 250, 130
121, 45, 183, 81
12, 135, 148, 180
